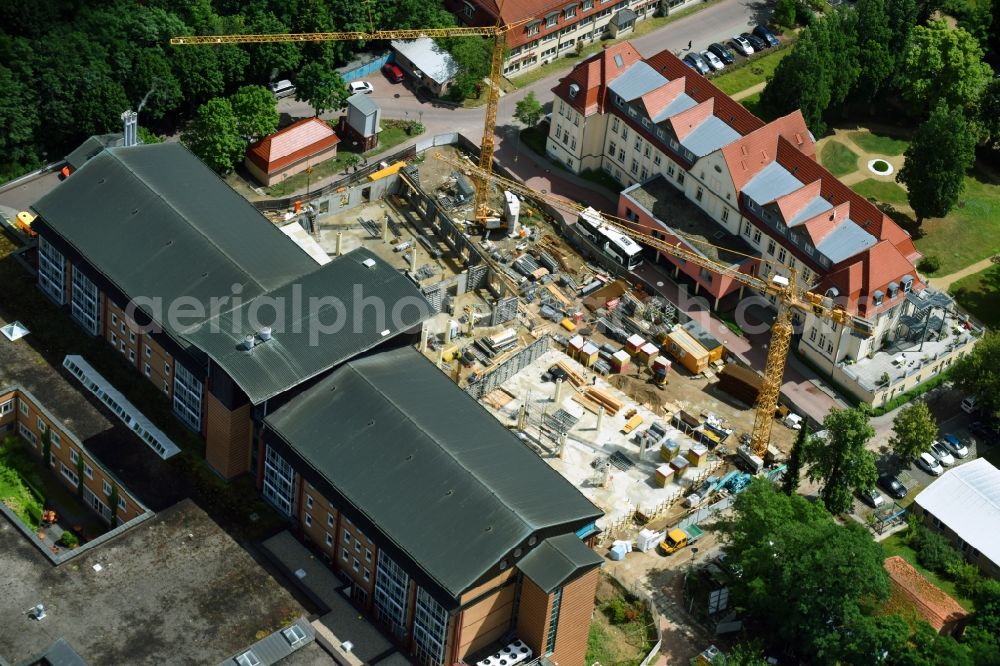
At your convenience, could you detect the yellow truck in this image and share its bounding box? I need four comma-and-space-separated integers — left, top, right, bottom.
659, 524, 704, 555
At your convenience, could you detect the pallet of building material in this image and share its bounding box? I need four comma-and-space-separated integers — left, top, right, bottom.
530, 267, 549, 281
555, 360, 587, 387
545, 283, 572, 308
572, 393, 603, 414
537, 251, 559, 273
582, 387, 623, 416
481, 388, 516, 411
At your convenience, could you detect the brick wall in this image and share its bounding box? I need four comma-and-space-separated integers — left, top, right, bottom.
456, 584, 518, 659
515, 577, 552, 658
1, 388, 144, 526
550, 568, 600, 666
204, 393, 252, 480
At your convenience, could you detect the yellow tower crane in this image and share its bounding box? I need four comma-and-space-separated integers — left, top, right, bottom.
436, 153, 875, 455
170, 4, 529, 223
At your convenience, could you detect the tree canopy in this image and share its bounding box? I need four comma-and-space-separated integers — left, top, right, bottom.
802, 407, 877, 514
896, 103, 977, 223
716, 479, 891, 662
889, 402, 938, 465
182, 97, 243, 173
900, 21, 994, 113
514, 91, 544, 126
295, 62, 350, 116
951, 332, 1000, 419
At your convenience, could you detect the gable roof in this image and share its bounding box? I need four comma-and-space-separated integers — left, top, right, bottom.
392, 38, 459, 85
552, 43, 644, 116
246, 118, 339, 176
884, 556, 969, 632
264, 345, 602, 602
65, 133, 124, 171
518, 533, 603, 593
914, 459, 1000, 569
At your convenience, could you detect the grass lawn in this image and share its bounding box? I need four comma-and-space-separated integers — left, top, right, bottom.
913, 172, 1000, 276
740, 91, 763, 117
949, 263, 1000, 329
820, 142, 860, 178
266, 121, 422, 197
509, 1, 722, 89
852, 178, 909, 207
849, 131, 909, 156
0, 437, 44, 530
711, 47, 792, 96
880, 533, 975, 611
520, 126, 551, 159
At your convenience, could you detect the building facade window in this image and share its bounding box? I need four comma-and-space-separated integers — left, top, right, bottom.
611, 117, 620, 133
70, 266, 101, 336
766, 240, 776, 256
325, 533, 333, 546
38, 237, 66, 304
546, 12, 558, 26
545, 586, 563, 654
413, 587, 449, 666
374, 551, 411, 640
304, 513, 312, 527
753, 229, 762, 244
172, 363, 203, 432
262, 445, 294, 517
18, 423, 37, 446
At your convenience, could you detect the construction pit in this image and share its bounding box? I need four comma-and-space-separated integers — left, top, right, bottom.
297, 143, 797, 537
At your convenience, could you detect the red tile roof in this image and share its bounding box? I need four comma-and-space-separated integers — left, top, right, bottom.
640, 78, 686, 120
775, 180, 822, 223
720, 112, 813, 192
246, 118, 340, 175
884, 556, 969, 633
553, 42, 642, 116
669, 99, 715, 140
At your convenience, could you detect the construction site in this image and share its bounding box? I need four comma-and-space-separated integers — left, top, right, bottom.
274, 139, 798, 546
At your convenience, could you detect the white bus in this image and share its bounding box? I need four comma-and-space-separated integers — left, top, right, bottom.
576, 207, 643, 270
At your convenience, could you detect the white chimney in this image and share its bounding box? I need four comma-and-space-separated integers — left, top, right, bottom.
258, 326, 272, 342
121, 110, 139, 147
242, 335, 255, 352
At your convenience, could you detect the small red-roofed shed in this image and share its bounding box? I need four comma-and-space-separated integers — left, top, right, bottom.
245, 117, 340, 186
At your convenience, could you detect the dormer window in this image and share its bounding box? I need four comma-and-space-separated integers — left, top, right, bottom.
873, 290, 884, 307
901, 275, 913, 292
546, 12, 559, 27
568, 83, 580, 99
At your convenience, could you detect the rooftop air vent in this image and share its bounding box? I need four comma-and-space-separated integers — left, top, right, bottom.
258, 326, 272, 342
241, 335, 255, 352
362, 258, 377, 269
341, 641, 354, 653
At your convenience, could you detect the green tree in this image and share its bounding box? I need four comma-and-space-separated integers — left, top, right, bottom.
761, 35, 832, 133
41, 429, 51, 468
514, 91, 544, 126
951, 332, 1000, 419
108, 483, 119, 528
900, 21, 994, 112
717, 480, 890, 661
888, 402, 937, 467
817, 10, 861, 109
896, 103, 977, 223
886, 0, 920, 57
723, 641, 770, 665
295, 61, 350, 116
244, 11, 303, 82
854, 0, 896, 100
977, 78, 1000, 150
964, 580, 1000, 665
0, 64, 40, 169
892, 622, 973, 666
802, 407, 877, 514
774, 0, 798, 28
445, 36, 494, 100
230, 85, 278, 143
182, 97, 245, 173
782, 422, 809, 495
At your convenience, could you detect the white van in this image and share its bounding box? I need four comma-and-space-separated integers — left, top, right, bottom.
961, 396, 978, 414
268, 80, 296, 99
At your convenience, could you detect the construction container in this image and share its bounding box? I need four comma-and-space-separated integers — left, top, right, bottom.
670, 454, 689, 474
579, 342, 599, 367
625, 333, 645, 354
686, 443, 709, 466
637, 342, 660, 367
655, 464, 675, 487
681, 320, 726, 364
666, 327, 710, 374
610, 349, 631, 373
567, 335, 585, 361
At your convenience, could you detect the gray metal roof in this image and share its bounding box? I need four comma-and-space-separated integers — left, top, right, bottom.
681, 319, 723, 351
24, 638, 88, 666
740, 161, 803, 206
218, 618, 315, 666
184, 248, 431, 404
652, 93, 697, 123
608, 61, 668, 101
347, 92, 379, 116
610, 7, 638, 26
32, 143, 318, 343
679, 116, 741, 157
816, 219, 877, 264
517, 533, 603, 594
391, 38, 459, 85
786, 195, 833, 227
65, 133, 123, 171
264, 346, 602, 601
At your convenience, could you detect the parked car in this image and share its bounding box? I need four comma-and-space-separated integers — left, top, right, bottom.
753, 25, 781, 47
348, 80, 374, 95
683, 53, 711, 75
381, 62, 405, 83
860, 487, 886, 508
742, 32, 768, 51
701, 50, 725, 71
929, 441, 956, 467
707, 42, 736, 65
730, 34, 754, 56
878, 474, 908, 500
916, 451, 944, 476
267, 79, 296, 99
961, 396, 977, 414
940, 433, 970, 458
